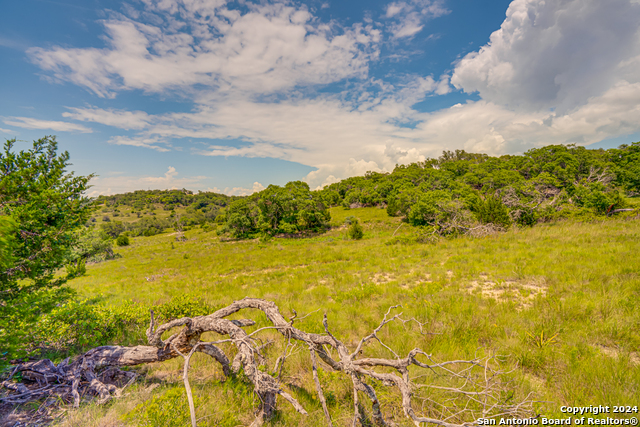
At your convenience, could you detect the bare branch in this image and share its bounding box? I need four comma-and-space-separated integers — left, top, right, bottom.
2, 298, 535, 427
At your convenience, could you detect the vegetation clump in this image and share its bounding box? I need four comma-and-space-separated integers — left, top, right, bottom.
347, 218, 364, 240
116, 235, 130, 246
219, 181, 330, 238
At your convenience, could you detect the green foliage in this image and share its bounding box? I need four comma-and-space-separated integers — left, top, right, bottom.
0, 136, 94, 363
0, 215, 16, 270
347, 218, 364, 240
407, 190, 452, 226
116, 235, 130, 246
70, 227, 116, 263
473, 193, 512, 228
97, 188, 235, 214
222, 181, 330, 238
154, 294, 214, 322
317, 143, 639, 235
66, 258, 87, 278
571, 182, 626, 214
100, 220, 125, 237
526, 330, 560, 348
25, 294, 211, 357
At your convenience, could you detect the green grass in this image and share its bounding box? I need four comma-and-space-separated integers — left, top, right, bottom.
58, 208, 640, 426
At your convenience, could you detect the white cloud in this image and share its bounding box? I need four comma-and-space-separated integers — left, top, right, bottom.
63, 107, 150, 130
450, 0, 640, 112
28, 1, 380, 98
434, 74, 451, 95
0, 127, 15, 134
224, 181, 266, 196
25, 0, 640, 192
108, 135, 170, 152
2, 117, 93, 133
385, 0, 450, 39
63, 74, 640, 190
87, 166, 206, 196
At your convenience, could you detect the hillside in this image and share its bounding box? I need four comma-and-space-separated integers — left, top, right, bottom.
2, 142, 640, 427
47, 207, 640, 426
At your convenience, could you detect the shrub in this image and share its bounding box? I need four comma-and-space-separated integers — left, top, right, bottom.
473, 194, 512, 228
70, 227, 116, 263
155, 295, 214, 322
347, 219, 364, 240
65, 258, 87, 278
101, 221, 125, 238
116, 235, 130, 246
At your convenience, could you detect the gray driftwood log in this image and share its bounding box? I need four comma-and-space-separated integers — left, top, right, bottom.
1, 298, 535, 426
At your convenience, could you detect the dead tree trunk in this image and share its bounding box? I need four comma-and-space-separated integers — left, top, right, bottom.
1, 298, 535, 426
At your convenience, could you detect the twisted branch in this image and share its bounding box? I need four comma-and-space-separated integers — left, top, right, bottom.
1, 298, 535, 426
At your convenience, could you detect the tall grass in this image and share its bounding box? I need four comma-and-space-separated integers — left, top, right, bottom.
58, 208, 640, 426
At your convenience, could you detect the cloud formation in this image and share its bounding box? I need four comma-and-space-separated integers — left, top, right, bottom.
29, 1, 380, 98
220, 181, 266, 196
2, 117, 93, 133
450, 0, 640, 112
25, 0, 640, 190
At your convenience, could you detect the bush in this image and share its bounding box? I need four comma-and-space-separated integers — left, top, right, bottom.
155, 295, 214, 322
473, 194, 512, 228
116, 235, 130, 246
70, 227, 116, 263
347, 219, 364, 240
101, 220, 125, 238
66, 258, 87, 278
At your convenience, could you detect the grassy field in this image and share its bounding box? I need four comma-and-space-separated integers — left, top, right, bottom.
57, 207, 640, 426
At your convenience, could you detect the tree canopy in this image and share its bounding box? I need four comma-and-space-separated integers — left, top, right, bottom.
0, 136, 94, 361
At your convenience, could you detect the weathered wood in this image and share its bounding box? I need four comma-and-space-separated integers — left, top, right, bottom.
1, 298, 535, 426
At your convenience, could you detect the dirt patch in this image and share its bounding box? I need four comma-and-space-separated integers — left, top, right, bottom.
467, 277, 547, 310
597, 345, 640, 366
371, 272, 395, 284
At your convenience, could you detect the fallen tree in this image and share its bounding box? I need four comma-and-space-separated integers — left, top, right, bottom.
1, 298, 535, 426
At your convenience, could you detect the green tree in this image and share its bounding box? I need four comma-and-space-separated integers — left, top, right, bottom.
0, 136, 94, 361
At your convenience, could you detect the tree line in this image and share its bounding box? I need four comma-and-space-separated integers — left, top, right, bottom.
314, 143, 639, 235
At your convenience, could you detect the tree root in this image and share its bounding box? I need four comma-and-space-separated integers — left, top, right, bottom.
1, 298, 536, 426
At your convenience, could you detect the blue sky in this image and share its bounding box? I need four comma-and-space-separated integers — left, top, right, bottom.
1, 0, 640, 196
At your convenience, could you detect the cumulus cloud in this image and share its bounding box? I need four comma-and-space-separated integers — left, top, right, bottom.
2, 117, 93, 133
450, 0, 640, 112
